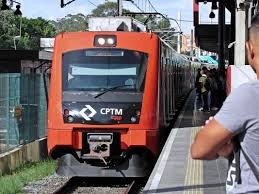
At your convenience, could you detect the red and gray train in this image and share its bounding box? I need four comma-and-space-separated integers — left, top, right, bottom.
47, 27, 199, 177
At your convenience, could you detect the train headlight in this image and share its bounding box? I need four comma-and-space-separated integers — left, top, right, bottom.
67, 115, 74, 123
94, 35, 117, 47
107, 38, 115, 45
97, 38, 106, 46
131, 117, 137, 123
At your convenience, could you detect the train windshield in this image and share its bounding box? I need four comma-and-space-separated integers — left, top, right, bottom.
62, 49, 148, 92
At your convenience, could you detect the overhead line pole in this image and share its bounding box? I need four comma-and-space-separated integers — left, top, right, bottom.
218, 0, 225, 75
118, 0, 123, 16
177, 11, 181, 53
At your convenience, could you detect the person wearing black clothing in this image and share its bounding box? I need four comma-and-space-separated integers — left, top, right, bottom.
195, 68, 202, 101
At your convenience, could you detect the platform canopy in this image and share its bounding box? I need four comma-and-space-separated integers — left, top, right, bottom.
193, 0, 236, 54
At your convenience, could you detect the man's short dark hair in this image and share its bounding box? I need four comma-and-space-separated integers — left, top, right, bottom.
251, 12, 259, 26
202, 66, 207, 71
249, 13, 259, 37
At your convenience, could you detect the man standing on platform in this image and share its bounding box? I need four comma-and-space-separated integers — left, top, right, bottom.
191, 15, 259, 193
198, 66, 210, 112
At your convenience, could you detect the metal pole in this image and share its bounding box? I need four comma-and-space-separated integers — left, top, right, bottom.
229, 10, 235, 65
177, 11, 181, 53
235, 0, 246, 65
13, 38, 17, 50
218, 1, 225, 76
118, 0, 123, 16
191, 29, 194, 57
19, 16, 22, 37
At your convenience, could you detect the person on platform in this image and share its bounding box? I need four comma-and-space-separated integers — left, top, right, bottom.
210, 68, 220, 110
198, 66, 210, 112
195, 68, 202, 101
191, 15, 259, 194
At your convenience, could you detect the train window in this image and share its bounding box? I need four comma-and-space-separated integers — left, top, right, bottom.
62, 49, 148, 92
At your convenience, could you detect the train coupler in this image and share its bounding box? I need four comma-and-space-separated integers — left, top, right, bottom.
81, 133, 113, 165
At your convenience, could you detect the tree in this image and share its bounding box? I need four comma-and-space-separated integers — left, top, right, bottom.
91, 2, 171, 31
16, 17, 56, 50
51, 13, 88, 33
0, 8, 20, 49
91, 2, 118, 17
0, 0, 56, 50
0, 6, 56, 50
156, 18, 171, 30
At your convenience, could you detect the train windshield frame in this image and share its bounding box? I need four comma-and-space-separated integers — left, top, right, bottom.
62, 48, 148, 92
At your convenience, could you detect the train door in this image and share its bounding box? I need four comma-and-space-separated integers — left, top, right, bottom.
169, 50, 173, 118
172, 53, 176, 113
160, 43, 167, 127
176, 57, 180, 100
165, 49, 170, 122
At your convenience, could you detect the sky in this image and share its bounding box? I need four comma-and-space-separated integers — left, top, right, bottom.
16, 0, 230, 34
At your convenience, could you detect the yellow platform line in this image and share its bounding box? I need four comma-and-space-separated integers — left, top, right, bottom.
184, 127, 204, 194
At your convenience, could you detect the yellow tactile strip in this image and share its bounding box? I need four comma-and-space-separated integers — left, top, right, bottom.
184, 127, 204, 194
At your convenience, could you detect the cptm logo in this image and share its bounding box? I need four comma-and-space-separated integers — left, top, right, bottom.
80, 105, 97, 121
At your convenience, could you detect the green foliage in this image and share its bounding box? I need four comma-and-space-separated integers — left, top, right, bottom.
134, 15, 146, 23
147, 18, 171, 30
17, 17, 56, 50
51, 13, 88, 33
156, 18, 171, 29
92, 2, 118, 17
0, 159, 57, 194
91, 2, 131, 17
0, 10, 19, 49
0, 9, 56, 50
0, 1, 172, 49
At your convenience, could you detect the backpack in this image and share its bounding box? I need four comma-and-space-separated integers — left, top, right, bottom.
210, 78, 218, 91
204, 77, 211, 91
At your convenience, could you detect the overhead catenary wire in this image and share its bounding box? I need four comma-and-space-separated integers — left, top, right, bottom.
87, 0, 98, 7
126, 0, 145, 12
126, 0, 158, 14
125, 0, 182, 33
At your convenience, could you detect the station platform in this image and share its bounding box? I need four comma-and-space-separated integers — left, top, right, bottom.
143, 91, 229, 194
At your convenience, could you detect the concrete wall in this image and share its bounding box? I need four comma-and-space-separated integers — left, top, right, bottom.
0, 138, 47, 175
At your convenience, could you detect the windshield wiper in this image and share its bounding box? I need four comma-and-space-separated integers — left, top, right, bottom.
94, 84, 134, 99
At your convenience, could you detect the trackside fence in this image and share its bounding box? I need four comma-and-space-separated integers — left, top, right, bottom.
0, 73, 49, 154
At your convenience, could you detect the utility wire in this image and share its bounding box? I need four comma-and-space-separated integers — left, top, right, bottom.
126, 0, 182, 32
87, 0, 98, 7
126, 0, 145, 12
147, 0, 158, 13
127, 0, 157, 13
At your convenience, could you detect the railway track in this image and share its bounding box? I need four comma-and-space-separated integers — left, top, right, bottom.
124, 180, 145, 194
53, 177, 146, 194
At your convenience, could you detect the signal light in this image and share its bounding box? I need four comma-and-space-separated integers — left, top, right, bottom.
94, 35, 117, 47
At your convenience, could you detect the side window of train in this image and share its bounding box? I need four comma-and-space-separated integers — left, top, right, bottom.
166, 58, 170, 67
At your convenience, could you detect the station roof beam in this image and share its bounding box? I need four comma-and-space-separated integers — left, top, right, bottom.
195, 0, 235, 13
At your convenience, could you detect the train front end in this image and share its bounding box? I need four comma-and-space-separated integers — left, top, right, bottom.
47, 32, 160, 177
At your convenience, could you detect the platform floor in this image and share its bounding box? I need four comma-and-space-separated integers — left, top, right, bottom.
143, 91, 228, 194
